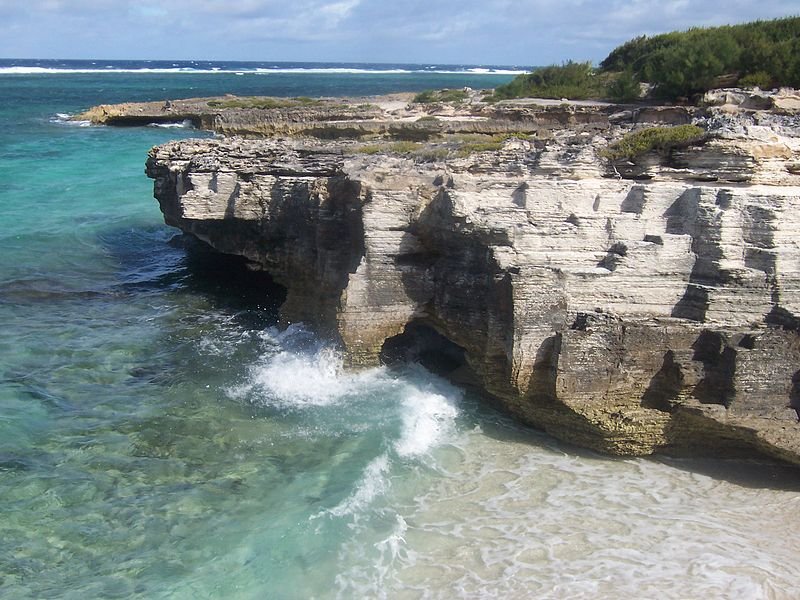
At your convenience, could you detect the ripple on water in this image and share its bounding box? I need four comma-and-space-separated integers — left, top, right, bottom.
337, 428, 800, 600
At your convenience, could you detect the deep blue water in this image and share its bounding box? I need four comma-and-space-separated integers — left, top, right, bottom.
0, 62, 798, 599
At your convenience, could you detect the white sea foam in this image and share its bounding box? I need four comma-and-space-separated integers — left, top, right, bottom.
252, 67, 413, 74
0, 66, 214, 74
50, 113, 92, 127
394, 388, 460, 458
320, 381, 461, 521
0, 66, 527, 76
227, 324, 387, 408
233, 326, 465, 541
229, 345, 351, 407
147, 119, 195, 129
327, 454, 391, 517
466, 67, 528, 75
231, 327, 464, 455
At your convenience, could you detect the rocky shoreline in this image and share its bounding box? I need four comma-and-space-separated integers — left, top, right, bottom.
88, 88, 800, 464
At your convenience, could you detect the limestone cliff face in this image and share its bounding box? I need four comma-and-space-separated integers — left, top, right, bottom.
146, 104, 800, 465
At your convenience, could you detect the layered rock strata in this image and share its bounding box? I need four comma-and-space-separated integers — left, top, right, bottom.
145, 94, 800, 465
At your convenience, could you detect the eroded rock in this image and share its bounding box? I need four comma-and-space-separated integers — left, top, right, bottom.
145, 98, 800, 465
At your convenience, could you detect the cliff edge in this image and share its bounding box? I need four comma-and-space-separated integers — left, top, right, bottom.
140, 89, 800, 464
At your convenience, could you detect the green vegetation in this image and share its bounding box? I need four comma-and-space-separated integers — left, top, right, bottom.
355, 144, 383, 155
412, 89, 470, 104
455, 133, 531, 157
493, 16, 800, 103
600, 16, 800, 99
351, 132, 531, 162
601, 125, 706, 161
493, 61, 603, 100
738, 71, 773, 89
353, 141, 421, 155
207, 96, 322, 109
389, 141, 421, 154
605, 70, 641, 102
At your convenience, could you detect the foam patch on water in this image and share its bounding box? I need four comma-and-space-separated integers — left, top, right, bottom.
321, 383, 462, 519
229, 327, 465, 429
229, 344, 384, 408
227, 324, 390, 408
0, 66, 527, 75
50, 113, 92, 127
327, 454, 391, 518
394, 389, 459, 458
232, 326, 465, 532
147, 120, 195, 129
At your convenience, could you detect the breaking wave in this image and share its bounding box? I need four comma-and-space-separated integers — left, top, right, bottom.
1, 65, 528, 76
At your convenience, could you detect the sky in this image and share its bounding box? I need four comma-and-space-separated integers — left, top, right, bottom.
0, 0, 797, 65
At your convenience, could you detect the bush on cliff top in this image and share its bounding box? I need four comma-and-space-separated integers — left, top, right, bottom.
495, 16, 800, 103
601, 125, 706, 161
599, 16, 800, 97
493, 61, 603, 101
412, 89, 470, 104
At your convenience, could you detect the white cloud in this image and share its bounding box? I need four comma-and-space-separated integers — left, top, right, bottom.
319, 0, 360, 20
1, 0, 798, 63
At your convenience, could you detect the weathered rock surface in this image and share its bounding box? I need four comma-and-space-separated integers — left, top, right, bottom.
79, 92, 696, 139
145, 95, 800, 465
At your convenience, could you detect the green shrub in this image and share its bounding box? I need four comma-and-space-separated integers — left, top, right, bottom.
412, 89, 469, 104
415, 147, 450, 162
599, 17, 800, 99
606, 70, 642, 102
389, 141, 421, 154
602, 125, 706, 161
739, 71, 773, 89
355, 144, 383, 155
494, 61, 602, 100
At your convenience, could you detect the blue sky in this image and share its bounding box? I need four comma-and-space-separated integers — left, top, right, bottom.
1, 0, 797, 65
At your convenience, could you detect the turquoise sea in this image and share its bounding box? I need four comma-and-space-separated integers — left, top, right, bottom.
1, 60, 799, 599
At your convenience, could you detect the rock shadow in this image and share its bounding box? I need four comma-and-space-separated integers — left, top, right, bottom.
526, 334, 562, 401
789, 370, 800, 421
669, 189, 726, 322
641, 350, 683, 411
690, 330, 736, 407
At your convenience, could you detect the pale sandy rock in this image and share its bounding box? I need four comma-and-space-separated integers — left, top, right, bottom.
145, 100, 800, 465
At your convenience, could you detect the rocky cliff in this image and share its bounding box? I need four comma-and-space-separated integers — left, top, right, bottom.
143, 89, 800, 464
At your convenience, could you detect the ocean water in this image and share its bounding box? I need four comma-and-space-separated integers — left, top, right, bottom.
0, 61, 799, 599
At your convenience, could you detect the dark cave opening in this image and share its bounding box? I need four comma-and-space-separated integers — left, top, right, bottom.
380, 321, 483, 391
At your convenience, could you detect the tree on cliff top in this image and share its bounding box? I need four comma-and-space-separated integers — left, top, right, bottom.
494, 16, 800, 103
599, 16, 800, 98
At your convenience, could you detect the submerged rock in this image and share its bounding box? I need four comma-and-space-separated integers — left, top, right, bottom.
144, 92, 800, 465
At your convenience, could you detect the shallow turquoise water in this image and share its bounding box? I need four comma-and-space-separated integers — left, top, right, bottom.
1, 69, 799, 599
